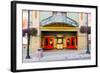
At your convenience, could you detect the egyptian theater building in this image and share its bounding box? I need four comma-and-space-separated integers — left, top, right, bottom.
22, 10, 91, 57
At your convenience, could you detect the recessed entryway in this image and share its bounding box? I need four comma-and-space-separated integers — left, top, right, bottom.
41, 31, 77, 50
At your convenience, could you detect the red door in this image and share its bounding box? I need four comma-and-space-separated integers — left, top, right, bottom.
43, 36, 54, 50
66, 36, 77, 49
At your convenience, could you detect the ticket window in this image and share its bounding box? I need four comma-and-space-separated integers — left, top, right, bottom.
57, 37, 63, 49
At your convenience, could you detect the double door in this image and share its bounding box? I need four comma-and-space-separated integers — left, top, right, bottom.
66, 36, 77, 49
43, 36, 54, 50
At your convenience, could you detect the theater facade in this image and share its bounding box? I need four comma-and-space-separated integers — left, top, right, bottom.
22, 10, 91, 54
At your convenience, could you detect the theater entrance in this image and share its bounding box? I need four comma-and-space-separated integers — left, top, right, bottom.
41, 31, 77, 50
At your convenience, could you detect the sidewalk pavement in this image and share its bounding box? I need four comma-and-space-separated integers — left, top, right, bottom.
22, 49, 91, 63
